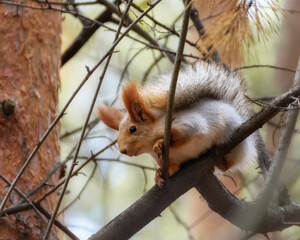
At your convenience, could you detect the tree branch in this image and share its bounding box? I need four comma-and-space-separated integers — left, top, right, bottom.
88, 84, 300, 240
234, 64, 296, 73
62, 0, 178, 66
255, 56, 300, 208
188, 2, 221, 64
0, 174, 79, 240
0, 39, 113, 213
61, 0, 120, 66
195, 173, 300, 232
43, 2, 162, 238
162, 0, 191, 180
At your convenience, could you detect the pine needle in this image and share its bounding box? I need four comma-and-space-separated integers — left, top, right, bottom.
193, 0, 283, 64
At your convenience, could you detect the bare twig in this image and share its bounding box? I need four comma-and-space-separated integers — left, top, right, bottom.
140, 10, 182, 84
245, 95, 300, 111
0, 140, 117, 219
234, 64, 296, 73
0, 174, 78, 240
141, 54, 164, 84
116, 47, 146, 94
130, 2, 197, 49
62, 0, 119, 65
0, 37, 113, 213
169, 206, 196, 240
188, 209, 212, 230
43, 2, 161, 238
255, 57, 300, 212
24, 143, 77, 200
62, 0, 180, 66
162, 0, 191, 180
58, 161, 98, 215
196, 172, 300, 232
36, 140, 117, 204
60, 118, 99, 139
267, 119, 299, 134
0, 0, 111, 29
33, 0, 99, 6
0, 175, 58, 240
188, 1, 221, 65
80, 157, 156, 171
35, 204, 80, 240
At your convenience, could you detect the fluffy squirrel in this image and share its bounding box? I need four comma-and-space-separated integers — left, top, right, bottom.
98, 61, 258, 185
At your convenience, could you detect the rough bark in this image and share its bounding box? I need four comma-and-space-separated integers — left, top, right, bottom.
0, 2, 61, 239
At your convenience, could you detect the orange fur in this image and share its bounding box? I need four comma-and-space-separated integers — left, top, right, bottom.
97, 61, 259, 188
168, 161, 180, 176
217, 157, 235, 172
98, 106, 124, 131
140, 89, 168, 109
122, 81, 155, 122
171, 128, 189, 147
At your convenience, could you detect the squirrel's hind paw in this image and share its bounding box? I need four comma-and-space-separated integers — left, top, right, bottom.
155, 168, 165, 188
153, 138, 164, 163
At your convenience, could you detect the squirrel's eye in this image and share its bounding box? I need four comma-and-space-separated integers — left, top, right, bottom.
130, 126, 137, 134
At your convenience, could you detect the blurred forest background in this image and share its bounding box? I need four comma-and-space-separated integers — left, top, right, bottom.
57, 0, 300, 239
1, 0, 298, 239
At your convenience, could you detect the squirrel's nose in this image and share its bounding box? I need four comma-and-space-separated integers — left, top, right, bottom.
120, 149, 127, 155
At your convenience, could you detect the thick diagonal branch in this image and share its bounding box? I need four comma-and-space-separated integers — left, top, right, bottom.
88, 85, 300, 240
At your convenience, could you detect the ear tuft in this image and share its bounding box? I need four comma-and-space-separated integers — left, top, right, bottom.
98, 106, 124, 131
122, 80, 155, 122
122, 81, 139, 117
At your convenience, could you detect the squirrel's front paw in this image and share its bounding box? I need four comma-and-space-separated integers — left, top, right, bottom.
153, 138, 164, 162
155, 168, 165, 188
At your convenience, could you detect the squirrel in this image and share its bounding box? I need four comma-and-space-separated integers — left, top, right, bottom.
98, 61, 258, 185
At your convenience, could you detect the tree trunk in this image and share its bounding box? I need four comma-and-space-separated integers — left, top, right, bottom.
0, 3, 61, 239
274, 0, 300, 91
265, 0, 300, 161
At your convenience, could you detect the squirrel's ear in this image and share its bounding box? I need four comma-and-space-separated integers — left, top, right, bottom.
98, 106, 124, 131
122, 80, 155, 123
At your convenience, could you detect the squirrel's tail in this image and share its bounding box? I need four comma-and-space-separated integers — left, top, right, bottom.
146, 61, 251, 120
